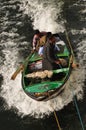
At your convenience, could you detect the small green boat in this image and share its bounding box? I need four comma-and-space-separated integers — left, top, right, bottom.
22, 35, 73, 101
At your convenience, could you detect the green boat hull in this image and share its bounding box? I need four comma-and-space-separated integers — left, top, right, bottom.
22, 36, 72, 101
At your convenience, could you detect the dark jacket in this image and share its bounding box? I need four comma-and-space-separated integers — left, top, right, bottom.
42, 42, 59, 70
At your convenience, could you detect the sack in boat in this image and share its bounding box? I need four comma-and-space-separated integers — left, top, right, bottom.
29, 60, 42, 70
25, 70, 53, 79
59, 58, 67, 66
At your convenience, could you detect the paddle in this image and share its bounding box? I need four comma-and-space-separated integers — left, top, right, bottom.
11, 64, 24, 80
11, 50, 35, 80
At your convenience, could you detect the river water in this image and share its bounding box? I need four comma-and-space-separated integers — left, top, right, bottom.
0, 0, 86, 130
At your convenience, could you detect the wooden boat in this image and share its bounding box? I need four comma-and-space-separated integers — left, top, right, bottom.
22, 35, 73, 101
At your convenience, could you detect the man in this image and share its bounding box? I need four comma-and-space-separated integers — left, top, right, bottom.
37, 32, 52, 56
42, 35, 60, 70
32, 29, 46, 50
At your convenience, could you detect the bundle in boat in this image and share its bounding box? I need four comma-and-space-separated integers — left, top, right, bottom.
25, 68, 69, 79
25, 70, 53, 79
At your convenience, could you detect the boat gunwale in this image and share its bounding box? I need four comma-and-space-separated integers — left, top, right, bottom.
22, 37, 73, 101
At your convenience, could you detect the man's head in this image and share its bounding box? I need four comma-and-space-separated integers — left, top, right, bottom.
49, 35, 56, 44
46, 32, 52, 38
34, 29, 40, 34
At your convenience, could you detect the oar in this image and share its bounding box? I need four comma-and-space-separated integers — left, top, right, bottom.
11, 50, 35, 80
11, 64, 24, 80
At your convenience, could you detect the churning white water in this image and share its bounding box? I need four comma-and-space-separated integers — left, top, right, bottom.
20, 0, 65, 32
0, 0, 86, 118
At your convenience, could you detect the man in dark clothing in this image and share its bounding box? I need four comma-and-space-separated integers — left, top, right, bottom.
42, 35, 60, 70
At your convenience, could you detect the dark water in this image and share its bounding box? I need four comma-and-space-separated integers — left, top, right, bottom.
0, 0, 86, 130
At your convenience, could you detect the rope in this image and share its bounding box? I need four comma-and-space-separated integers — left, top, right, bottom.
68, 80, 85, 130
48, 93, 62, 130
65, 30, 78, 67
73, 96, 85, 130
65, 30, 74, 57
50, 103, 62, 130
65, 30, 85, 129
53, 111, 62, 130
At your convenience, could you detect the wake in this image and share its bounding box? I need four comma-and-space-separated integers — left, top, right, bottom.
0, 0, 85, 118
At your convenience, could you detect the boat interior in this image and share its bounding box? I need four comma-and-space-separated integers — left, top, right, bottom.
22, 40, 71, 101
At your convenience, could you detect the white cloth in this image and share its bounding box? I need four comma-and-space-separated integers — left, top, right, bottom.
38, 46, 44, 56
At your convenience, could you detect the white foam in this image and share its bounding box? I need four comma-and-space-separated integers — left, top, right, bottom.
20, 0, 65, 33
0, 0, 85, 119
1, 40, 85, 119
